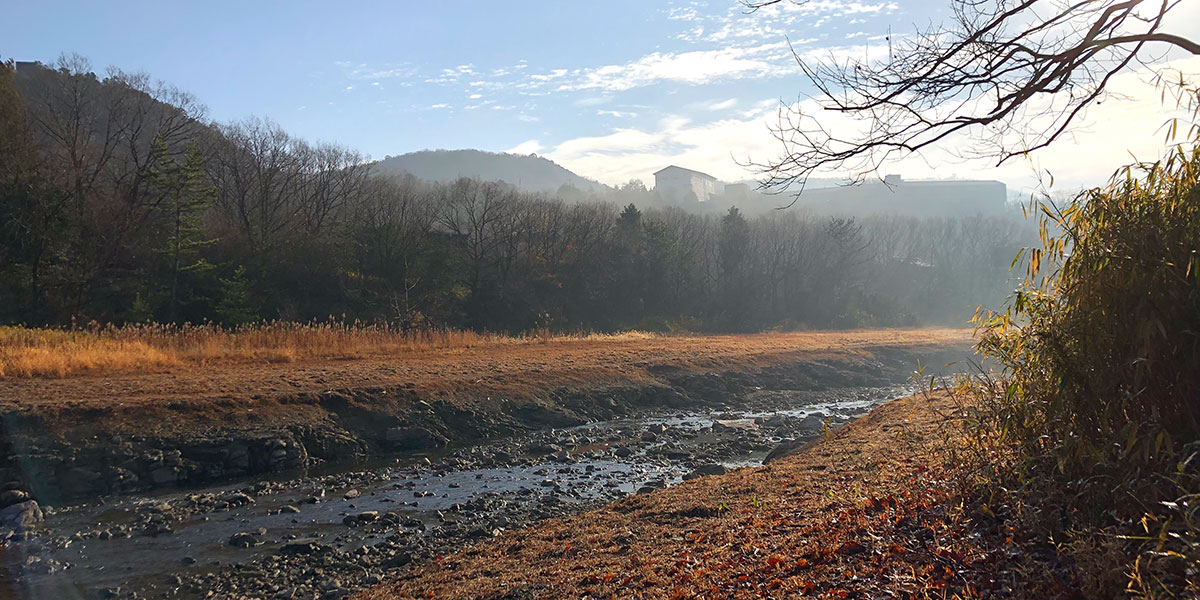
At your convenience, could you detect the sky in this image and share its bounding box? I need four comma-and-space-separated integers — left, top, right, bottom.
3, 0, 1199, 195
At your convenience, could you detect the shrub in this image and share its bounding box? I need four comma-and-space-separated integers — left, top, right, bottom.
973, 145, 1200, 596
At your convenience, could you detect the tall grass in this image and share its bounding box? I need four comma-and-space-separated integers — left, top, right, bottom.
0, 321, 657, 378
970, 144, 1200, 597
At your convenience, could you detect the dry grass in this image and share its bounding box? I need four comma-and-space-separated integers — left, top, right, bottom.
0, 322, 658, 379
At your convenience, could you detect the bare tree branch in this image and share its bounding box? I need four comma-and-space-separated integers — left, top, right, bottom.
739, 0, 1199, 204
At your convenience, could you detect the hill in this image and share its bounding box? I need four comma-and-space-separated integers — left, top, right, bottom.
374, 149, 608, 193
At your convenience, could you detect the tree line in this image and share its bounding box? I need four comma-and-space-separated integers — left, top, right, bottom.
0, 56, 1033, 332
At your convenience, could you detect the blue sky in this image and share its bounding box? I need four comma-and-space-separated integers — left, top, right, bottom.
4, 0, 1198, 191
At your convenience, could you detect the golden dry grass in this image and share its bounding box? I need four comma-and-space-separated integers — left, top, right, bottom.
0, 322, 658, 379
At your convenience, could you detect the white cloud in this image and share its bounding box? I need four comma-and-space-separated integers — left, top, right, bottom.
667, 6, 702, 21
544, 55, 1200, 191
335, 61, 419, 81
700, 98, 738, 111
506, 139, 544, 154
556, 42, 793, 92
517, 114, 540, 122
597, 109, 637, 118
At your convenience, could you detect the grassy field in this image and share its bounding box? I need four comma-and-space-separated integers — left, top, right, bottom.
0, 322, 655, 378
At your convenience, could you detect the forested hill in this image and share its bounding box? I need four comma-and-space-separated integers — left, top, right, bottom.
0, 57, 1033, 333
374, 149, 608, 194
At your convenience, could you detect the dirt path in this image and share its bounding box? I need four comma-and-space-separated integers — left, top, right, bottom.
355, 390, 1018, 600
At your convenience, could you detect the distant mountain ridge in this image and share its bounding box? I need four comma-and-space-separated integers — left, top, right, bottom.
373, 149, 608, 193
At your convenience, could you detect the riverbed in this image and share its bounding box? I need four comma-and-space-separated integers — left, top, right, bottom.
9, 384, 916, 600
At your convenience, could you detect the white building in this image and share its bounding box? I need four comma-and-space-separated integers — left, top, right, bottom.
654, 166, 718, 205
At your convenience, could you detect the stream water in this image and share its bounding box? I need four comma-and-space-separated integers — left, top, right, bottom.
9, 384, 915, 600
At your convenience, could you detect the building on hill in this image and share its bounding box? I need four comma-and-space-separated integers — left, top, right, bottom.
798, 174, 1007, 217
654, 165, 717, 205
723, 182, 752, 200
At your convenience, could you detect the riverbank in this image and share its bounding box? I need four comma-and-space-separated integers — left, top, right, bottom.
356, 389, 1041, 600
0, 329, 971, 503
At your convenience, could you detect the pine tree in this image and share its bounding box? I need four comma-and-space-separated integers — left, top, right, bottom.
147, 137, 217, 321
215, 265, 259, 325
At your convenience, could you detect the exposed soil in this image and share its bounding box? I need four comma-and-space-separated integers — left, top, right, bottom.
0, 329, 972, 503
0, 329, 968, 437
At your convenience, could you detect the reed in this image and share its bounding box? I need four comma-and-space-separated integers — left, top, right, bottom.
0, 321, 657, 378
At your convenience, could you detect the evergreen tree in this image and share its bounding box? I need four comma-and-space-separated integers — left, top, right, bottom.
718, 206, 751, 328
147, 138, 218, 321
215, 266, 259, 325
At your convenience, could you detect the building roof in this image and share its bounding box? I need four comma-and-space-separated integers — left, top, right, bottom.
653, 165, 716, 180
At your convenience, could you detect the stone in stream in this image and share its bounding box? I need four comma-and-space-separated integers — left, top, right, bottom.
228, 531, 264, 547
279, 537, 332, 555
712, 419, 758, 433
613, 447, 633, 458
797, 414, 826, 430
683, 464, 727, 480
0, 500, 42, 531
343, 511, 379, 526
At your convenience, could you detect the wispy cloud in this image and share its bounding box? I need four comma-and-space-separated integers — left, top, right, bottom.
555, 42, 793, 92
598, 109, 638, 118
334, 61, 418, 80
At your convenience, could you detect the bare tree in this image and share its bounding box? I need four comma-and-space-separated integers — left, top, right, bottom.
208, 117, 307, 253
743, 0, 1200, 196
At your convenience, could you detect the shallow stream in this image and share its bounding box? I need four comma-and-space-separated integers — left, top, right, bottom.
12, 384, 914, 600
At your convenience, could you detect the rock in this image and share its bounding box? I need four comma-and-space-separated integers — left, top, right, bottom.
384, 427, 447, 450
280, 505, 301, 513
797, 415, 825, 430
228, 491, 255, 506
647, 424, 667, 434
640, 431, 658, 442
343, 510, 379, 526
343, 489, 360, 499
763, 439, 809, 463
712, 419, 758, 433
613, 447, 633, 458
0, 489, 30, 507
279, 537, 331, 555
0, 500, 42, 530
149, 465, 180, 485
228, 532, 264, 547
683, 464, 727, 480
61, 467, 104, 495
381, 552, 413, 568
